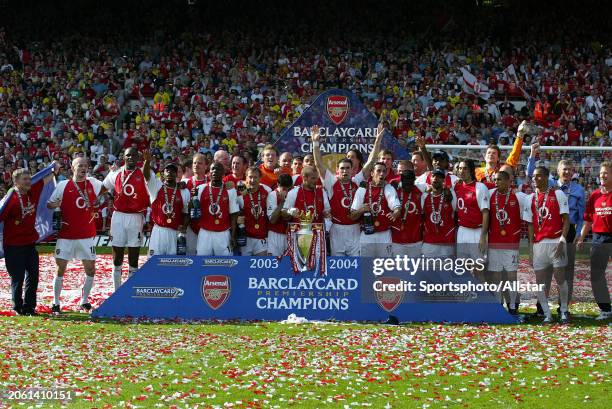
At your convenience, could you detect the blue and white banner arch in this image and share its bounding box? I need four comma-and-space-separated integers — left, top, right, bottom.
275, 89, 409, 166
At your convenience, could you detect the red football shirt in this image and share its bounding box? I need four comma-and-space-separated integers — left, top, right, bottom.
421, 191, 457, 244
584, 189, 612, 234
238, 185, 269, 239
103, 167, 151, 214
197, 183, 239, 232
391, 185, 423, 244
147, 178, 190, 230
527, 189, 569, 242
49, 178, 103, 239
488, 189, 529, 249
454, 181, 489, 229
0, 181, 45, 246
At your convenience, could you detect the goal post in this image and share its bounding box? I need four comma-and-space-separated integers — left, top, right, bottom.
425, 144, 612, 189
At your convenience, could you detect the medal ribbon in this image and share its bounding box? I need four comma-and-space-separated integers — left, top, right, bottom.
367, 182, 385, 218
339, 180, 353, 205
73, 179, 91, 209
15, 188, 32, 220
494, 189, 511, 227
248, 188, 262, 220
399, 185, 413, 227
534, 187, 551, 228
208, 182, 225, 216
429, 192, 444, 226
120, 168, 137, 192
163, 184, 178, 215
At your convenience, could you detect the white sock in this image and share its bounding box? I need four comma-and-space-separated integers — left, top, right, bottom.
53, 276, 63, 306
559, 281, 569, 313
82, 276, 94, 304
128, 266, 138, 277
113, 265, 122, 291
536, 291, 551, 316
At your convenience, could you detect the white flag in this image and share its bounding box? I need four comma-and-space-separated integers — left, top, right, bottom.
459, 67, 490, 99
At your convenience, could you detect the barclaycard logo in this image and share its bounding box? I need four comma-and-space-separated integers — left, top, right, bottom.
203, 258, 238, 267
158, 258, 194, 267
132, 287, 185, 299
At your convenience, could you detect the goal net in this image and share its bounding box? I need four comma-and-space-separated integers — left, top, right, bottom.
427, 144, 612, 196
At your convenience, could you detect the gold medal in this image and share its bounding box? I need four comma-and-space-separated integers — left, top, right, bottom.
500, 229, 507, 236
374, 220, 380, 227
214, 219, 220, 225
15, 220, 20, 225
254, 223, 260, 229
166, 218, 172, 224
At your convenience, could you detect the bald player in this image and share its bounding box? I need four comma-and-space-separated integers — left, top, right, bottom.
213, 149, 231, 175
283, 165, 331, 224
47, 157, 104, 313
279, 152, 293, 169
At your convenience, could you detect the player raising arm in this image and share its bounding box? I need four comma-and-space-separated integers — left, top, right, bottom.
102, 147, 153, 291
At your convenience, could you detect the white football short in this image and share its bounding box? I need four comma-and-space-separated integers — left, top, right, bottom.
456, 226, 484, 260
267, 231, 287, 256
110, 211, 144, 248
421, 243, 454, 258
360, 230, 392, 258
392, 241, 423, 258
330, 223, 361, 256
487, 248, 519, 272
197, 229, 232, 256
55, 238, 96, 261
241, 237, 267, 256
533, 240, 567, 271
149, 225, 178, 256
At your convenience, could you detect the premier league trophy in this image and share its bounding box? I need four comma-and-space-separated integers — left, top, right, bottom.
286, 209, 327, 275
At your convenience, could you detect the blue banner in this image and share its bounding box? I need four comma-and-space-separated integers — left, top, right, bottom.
93, 256, 517, 324
0, 163, 56, 257
275, 89, 409, 167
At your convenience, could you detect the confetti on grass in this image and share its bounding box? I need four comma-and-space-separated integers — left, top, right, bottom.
0, 255, 610, 407
0, 319, 609, 408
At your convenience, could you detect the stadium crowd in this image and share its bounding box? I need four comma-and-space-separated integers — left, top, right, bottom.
0, 1, 610, 198
0, 0, 610, 320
